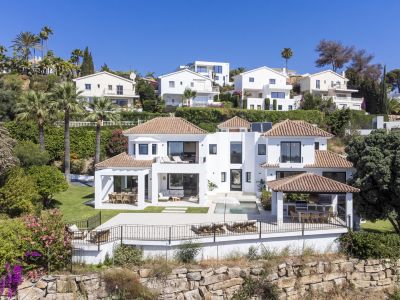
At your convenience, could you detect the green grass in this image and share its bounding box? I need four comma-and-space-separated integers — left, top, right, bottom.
55, 184, 207, 223
361, 220, 395, 233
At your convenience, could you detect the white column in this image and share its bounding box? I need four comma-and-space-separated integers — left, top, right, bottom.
271, 191, 277, 216
151, 170, 159, 205
345, 193, 353, 229
331, 195, 338, 213
137, 173, 145, 209
276, 192, 284, 225
198, 170, 207, 205
94, 171, 102, 209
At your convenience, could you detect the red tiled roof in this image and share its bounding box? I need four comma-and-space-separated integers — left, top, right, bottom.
123, 117, 207, 135
262, 119, 333, 137
95, 153, 153, 169
305, 150, 353, 168
267, 173, 359, 193
218, 116, 251, 129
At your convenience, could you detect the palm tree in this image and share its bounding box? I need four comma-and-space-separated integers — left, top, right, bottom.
70, 49, 83, 66
39, 26, 53, 57
388, 99, 400, 115
182, 88, 197, 106
86, 97, 119, 164
51, 82, 84, 181
12, 32, 40, 61
16, 91, 51, 151
281, 48, 293, 70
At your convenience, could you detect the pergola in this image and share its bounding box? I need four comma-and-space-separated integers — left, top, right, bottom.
267, 173, 360, 228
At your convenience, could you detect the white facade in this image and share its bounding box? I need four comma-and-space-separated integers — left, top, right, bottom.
73, 71, 139, 109
158, 69, 219, 107
233, 67, 296, 111
180, 61, 231, 86
299, 70, 364, 110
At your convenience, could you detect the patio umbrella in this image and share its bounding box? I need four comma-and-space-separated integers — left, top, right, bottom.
213, 196, 240, 223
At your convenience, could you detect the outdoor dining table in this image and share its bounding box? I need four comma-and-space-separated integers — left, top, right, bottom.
296, 210, 326, 222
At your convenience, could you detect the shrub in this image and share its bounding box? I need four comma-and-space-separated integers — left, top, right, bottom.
13, 141, 50, 168
113, 244, 143, 267
338, 231, 400, 259
106, 129, 128, 157
265, 98, 270, 110
260, 190, 272, 210
175, 240, 201, 263
70, 159, 86, 174
28, 166, 68, 208
0, 263, 23, 298
102, 268, 155, 300
272, 99, 277, 110
286, 193, 309, 202
0, 167, 40, 217
232, 275, 279, 300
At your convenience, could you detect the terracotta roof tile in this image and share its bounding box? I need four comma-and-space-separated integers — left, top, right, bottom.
95, 153, 153, 169
260, 162, 279, 168
218, 116, 251, 129
267, 173, 359, 193
305, 150, 353, 168
123, 117, 207, 135
262, 119, 333, 137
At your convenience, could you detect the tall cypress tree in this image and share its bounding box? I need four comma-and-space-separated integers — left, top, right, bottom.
380, 65, 388, 114
81, 47, 94, 76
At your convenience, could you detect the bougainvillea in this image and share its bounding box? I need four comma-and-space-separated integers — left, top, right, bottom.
0, 263, 23, 298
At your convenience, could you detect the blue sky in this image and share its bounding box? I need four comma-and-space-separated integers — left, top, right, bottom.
1, 0, 399, 76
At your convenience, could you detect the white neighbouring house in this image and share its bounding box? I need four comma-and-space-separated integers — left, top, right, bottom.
74, 116, 359, 263
298, 70, 364, 110
158, 69, 220, 107
73, 71, 139, 109
180, 60, 231, 86
233, 66, 296, 111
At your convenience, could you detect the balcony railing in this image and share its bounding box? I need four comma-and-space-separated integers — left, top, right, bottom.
102, 88, 137, 97
322, 96, 363, 102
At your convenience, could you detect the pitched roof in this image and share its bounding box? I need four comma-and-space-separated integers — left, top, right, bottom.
217, 116, 251, 129
304, 150, 353, 168
300, 70, 348, 80
123, 117, 207, 135
95, 153, 153, 169
262, 119, 333, 137
267, 173, 359, 193
235, 66, 288, 78
73, 71, 134, 84
158, 69, 213, 81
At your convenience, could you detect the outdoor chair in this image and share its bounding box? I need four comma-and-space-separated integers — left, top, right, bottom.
89, 229, 110, 243
172, 156, 189, 163
108, 193, 116, 203
122, 193, 130, 204
289, 210, 297, 222
301, 213, 311, 223
67, 224, 86, 240
128, 193, 137, 204
115, 193, 122, 203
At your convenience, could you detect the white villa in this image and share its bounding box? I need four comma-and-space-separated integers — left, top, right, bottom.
179, 60, 231, 87
73, 71, 139, 109
299, 70, 364, 110
158, 69, 220, 107
72, 116, 359, 263
233, 67, 297, 111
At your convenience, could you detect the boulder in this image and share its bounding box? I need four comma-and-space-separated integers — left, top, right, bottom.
184, 289, 202, 300
18, 287, 45, 300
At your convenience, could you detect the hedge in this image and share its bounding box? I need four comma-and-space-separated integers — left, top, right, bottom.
338, 231, 400, 259
119, 110, 168, 121
4, 121, 128, 161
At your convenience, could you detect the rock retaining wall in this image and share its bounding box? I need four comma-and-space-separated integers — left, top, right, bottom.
15, 258, 400, 299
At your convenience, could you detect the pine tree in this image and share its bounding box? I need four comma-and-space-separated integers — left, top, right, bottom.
80, 47, 94, 76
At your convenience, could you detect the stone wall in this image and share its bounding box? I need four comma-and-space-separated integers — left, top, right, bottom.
16, 258, 400, 300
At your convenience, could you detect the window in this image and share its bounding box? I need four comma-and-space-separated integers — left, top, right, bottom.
246, 172, 251, 182
169, 81, 175, 88
139, 144, 148, 155
314, 142, 320, 150
180, 81, 183, 85
230, 142, 242, 164
168, 174, 183, 189
221, 172, 226, 182
116, 85, 123, 95
250, 104, 254, 109
288, 105, 293, 111
214, 76, 219, 80
278, 105, 282, 110
249, 77, 254, 82
280, 142, 301, 163
258, 93, 263, 98
257, 105, 261, 110
276, 171, 305, 179
258, 144, 266, 155
196, 66, 207, 73
190, 82, 194, 87
213, 65, 223, 74
269, 79, 276, 84
271, 92, 285, 98
322, 172, 346, 183
85, 84, 91, 90
152, 144, 157, 155
331, 81, 334, 87
132, 143, 136, 155
209, 144, 217, 155
108, 85, 112, 90
316, 80, 320, 89
97, 84, 100, 88
168, 141, 197, 162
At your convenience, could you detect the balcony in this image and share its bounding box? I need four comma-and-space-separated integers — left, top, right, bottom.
323, 96, 363, 102
102, 88, 137, 98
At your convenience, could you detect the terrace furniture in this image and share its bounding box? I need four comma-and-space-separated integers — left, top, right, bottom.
172, 156, 189, 163
67, 224, 87, 240
158, 190, 184, 201
226, 221, 257, 233
121, 193, 130, 204
128, 193, 137, 204
108, 193, 116, 203
171, 196, 180, 202
289, 210, 297, 222
160, 156, 172, 163
89, 229, 110, 243
115, 193, 123, 204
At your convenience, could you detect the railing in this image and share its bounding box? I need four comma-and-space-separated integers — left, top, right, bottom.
54, 120, 146, 128
72, 215, 347, 249
102, 88, 137, 97
67, 212, 102, 231
322, 96, 363, 102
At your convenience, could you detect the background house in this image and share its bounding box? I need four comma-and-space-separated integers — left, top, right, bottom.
179, 60, 231, 86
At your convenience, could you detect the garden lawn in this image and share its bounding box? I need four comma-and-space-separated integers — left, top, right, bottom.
55, 184, 208, 223
361, 220, 395, 233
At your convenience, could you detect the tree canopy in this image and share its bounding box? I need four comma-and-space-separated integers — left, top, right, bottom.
315, 40, 354, 72
346, 130, 400, 233
80, 46, 95, 76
